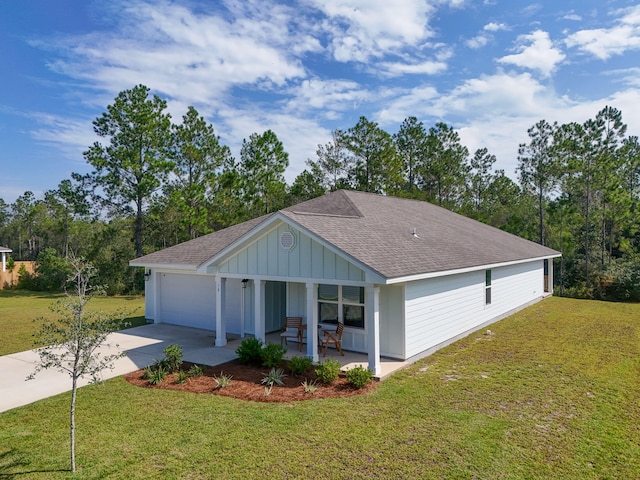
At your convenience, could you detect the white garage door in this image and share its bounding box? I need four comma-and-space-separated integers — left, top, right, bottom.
158, 273, 216, 330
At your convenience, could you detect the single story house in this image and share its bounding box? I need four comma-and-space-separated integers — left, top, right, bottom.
131, 190, 560, 375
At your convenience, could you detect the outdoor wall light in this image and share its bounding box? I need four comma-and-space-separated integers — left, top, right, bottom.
241, 279, 249, 288
144, 269, 151, 281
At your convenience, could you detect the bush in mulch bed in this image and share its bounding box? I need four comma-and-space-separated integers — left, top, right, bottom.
125, 359, 378, 403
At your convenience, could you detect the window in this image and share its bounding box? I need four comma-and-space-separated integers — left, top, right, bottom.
485, 269, 492, 305
318, 284, 365, 329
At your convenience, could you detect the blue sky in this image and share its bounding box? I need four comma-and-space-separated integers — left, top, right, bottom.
2, 0, 640, 203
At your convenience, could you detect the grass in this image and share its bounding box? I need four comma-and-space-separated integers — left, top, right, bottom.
0, 290, 146, 356
1, 297, 639, 478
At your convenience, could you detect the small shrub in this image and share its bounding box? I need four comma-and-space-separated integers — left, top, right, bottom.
187, 364, 204, 377
261, 343, 287, 368
261, 368, 287, 387
145, 366, 167, 385
288, 356, 313, 375
163, 344, 183, 372
345, 365, 373, 389
214, 372, 233, 389
236, 338, 263, 365
315, 358, 341, 384
301, 378, 318, 394
175, 370, 188, 384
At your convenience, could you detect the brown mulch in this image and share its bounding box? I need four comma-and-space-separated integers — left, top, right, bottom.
124, 360, 378, 402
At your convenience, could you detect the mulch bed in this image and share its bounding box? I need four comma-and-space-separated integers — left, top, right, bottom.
124, 360, 378, 402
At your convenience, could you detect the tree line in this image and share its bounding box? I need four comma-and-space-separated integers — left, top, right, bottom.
1, 85, 638, 300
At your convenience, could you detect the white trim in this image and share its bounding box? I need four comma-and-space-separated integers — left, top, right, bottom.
130, 261, 198, 270
385, 254, 561, 285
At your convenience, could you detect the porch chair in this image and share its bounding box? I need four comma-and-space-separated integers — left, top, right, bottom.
280, 317, 303, 351
321, 322, 345, 357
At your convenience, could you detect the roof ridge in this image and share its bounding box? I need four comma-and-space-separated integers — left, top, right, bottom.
283, 190, 363, 218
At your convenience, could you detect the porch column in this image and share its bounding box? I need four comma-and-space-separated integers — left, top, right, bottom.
306, 282, 319, 362
254, 280, 266, 343
2, 252, 6, 272
366, 285, 381, 376
548, 259, 554, 295
215, 276, 227, 347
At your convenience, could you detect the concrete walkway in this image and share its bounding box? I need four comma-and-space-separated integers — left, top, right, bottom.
0, 324, 239, 413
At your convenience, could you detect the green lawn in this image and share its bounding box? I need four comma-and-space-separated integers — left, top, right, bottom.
1, 297, 639, 479
0, 290, 146, 356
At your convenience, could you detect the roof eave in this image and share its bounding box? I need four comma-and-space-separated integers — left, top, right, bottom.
129, 261, 198, 271
384, 253, 561, 285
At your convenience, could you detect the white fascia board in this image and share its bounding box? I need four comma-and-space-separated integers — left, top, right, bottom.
212, 272, 372, 287
385, 254, 561, 285
129, 261, 198, 271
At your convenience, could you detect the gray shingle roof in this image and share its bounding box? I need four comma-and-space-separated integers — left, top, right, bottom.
282, 190, 558, 279
131, 215, 271, 268
132, 190, 559, 279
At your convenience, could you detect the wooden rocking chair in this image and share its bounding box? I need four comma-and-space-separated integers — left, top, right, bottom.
320, 322, 345, 357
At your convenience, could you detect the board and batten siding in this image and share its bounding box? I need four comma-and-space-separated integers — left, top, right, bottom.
217, 224, 365, 282
404, 260, 544, 358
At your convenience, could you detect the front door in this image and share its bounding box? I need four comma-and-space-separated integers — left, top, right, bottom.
265, 281, 286, 333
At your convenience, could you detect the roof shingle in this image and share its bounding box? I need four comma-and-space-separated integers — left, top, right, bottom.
132, 190, 559, 279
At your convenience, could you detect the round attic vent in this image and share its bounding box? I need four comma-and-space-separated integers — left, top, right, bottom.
280, 231, 296, 251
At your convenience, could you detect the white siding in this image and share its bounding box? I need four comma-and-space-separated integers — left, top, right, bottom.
404, 260, 544, 358
223, 278, 243, 335
217, 224, 365, 282
287, 283, 307, 318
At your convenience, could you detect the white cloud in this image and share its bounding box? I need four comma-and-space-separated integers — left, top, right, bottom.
286, 78, 371, 114
498, 30, 565, 77
379, 60, 448, 76
484, 22, 508, 32
466, 34, 489, 49
467, 22, 507, 49
311, 0, 435, 62
565, 5, 640, 60
563, 13, 582, 22
44, 1, 307, 108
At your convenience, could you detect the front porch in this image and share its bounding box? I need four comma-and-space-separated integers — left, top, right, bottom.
264, 331, 410, 380
143, 324, 410, 380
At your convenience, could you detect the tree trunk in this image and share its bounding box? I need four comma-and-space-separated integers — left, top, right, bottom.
70, 375, 77, 472
135, 199, 143, 258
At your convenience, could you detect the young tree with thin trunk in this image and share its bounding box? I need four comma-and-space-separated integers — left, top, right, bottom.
27, 257, 128, 473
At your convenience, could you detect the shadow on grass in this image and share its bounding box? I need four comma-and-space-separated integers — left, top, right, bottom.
0, 290, 65, 300
0, 450, 68, 478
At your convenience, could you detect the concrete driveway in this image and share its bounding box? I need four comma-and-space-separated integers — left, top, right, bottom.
0, 324, 239, 413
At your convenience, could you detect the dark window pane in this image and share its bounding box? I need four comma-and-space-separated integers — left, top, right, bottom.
485, 270, 491, 286
319, 302, 338, 323
342, 285, 364, 304
485, 287, 492, 305
343, 304, 364, 329
318, 284, 338, 301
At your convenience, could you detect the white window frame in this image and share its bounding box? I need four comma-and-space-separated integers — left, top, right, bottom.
485, 269, 492, 306
318, 284, 365, 330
